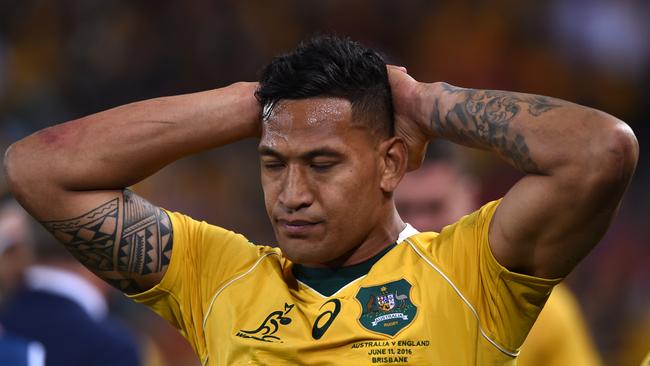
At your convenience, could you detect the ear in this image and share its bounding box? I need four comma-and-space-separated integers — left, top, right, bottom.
378, 137, 408, 193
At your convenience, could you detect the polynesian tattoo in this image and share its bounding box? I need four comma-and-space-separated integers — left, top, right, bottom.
431, 83, 560, 172
41, 189, 173, 294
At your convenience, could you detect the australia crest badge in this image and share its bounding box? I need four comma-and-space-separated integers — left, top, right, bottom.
355, 279, 417, 337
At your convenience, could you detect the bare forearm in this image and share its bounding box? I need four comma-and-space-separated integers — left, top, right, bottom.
420, 82, 634, 176
5, 82, 259, 195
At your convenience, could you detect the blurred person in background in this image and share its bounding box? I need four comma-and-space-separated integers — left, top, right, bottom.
396, 143, 602, 366
0, 196, 141, 366
2, 35, 638, 365
0, 333, 44, 366
0, 195, 33, 304
0, 195, 45, 366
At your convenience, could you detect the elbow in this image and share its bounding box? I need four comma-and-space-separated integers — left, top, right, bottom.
549, 116, 637, 211
3, 140, 46, 204
604, 121, 638, 181
4, 136, 74, 217
587, 119, 638, 189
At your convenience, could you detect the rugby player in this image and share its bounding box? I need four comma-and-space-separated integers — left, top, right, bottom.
3, 36, 638, 365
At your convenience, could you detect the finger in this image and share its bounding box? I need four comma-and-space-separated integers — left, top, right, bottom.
407, 141, 428, 172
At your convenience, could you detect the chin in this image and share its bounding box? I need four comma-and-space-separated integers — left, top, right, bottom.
279, 246, 322, 265
277, 238, 333, 265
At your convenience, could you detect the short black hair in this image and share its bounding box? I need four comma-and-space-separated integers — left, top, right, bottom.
256, 35, 394, 138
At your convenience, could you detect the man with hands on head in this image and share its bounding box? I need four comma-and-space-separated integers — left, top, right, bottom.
3, 36, 638, 365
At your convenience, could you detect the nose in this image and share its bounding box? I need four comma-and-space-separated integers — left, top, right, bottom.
278, 164, 314, 212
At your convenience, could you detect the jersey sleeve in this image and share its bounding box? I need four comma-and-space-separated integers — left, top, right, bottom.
127, 210, 273, 358
432, 200, 562, 353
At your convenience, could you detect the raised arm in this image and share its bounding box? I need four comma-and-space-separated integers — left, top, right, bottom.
3, 82, 260, 293
390, 67, 638, 278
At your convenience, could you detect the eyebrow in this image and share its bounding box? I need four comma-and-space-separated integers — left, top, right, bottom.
258, 146, 344, 160
258, 146, 282, 158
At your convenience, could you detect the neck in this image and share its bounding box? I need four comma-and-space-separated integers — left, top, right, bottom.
320, 205, 405, 268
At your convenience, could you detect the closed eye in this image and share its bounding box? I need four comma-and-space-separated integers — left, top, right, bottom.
310, 161, 338, 171
262, 160, 285, 171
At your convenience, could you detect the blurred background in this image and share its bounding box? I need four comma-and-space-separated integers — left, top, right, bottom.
0, 0, 648, 365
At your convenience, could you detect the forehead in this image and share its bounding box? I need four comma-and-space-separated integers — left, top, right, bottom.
259, 97, 366, 153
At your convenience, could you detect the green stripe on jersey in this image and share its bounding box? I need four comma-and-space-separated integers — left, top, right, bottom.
292, 243, 396, 297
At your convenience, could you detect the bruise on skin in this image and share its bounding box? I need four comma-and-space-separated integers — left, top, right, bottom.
33, 119, 84, 148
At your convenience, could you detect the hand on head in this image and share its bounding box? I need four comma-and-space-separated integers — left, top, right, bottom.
387, 65, 432, 172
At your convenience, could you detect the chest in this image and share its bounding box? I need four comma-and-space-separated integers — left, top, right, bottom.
203, 262, 491, 365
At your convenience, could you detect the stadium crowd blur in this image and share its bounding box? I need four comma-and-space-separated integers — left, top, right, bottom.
0, 1, 648, 365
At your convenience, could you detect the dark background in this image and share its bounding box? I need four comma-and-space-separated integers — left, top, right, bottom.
1, 1, 648, 365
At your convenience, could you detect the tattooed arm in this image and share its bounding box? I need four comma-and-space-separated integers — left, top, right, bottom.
39, 190, 173, 293
3, 82, 260, 293
389, 67, 638, 278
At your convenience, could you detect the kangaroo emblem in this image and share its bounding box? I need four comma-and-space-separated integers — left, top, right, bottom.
237, 303, 294, 342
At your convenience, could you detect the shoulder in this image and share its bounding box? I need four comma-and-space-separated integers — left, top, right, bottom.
400, 199, 501, 264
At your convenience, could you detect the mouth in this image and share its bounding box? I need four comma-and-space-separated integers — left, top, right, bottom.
276, 218, 324, 237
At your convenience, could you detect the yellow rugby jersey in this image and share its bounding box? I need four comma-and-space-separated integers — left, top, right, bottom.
128, 200, 561, 365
